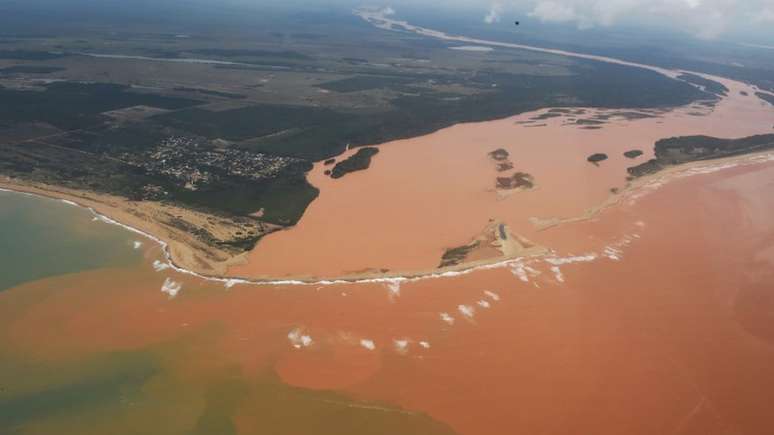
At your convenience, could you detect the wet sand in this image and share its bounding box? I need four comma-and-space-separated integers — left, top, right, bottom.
234, 74, 774, 279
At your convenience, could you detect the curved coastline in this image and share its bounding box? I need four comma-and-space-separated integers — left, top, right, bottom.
4, 15, 774, 286
4, 147, 774, 286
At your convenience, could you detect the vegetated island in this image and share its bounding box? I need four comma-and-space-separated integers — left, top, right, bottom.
587, 153, 608, 164
496, 172, 534, 190
488, 148, 514, 171
439, 241, 481, 268
488, 148, 509, 161
330, 147, 379, 179
627, 134, 774, 178
624, 149, 643, 159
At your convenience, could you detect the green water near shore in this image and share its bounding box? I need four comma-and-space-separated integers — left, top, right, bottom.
0, 190, 143, 291
0, 190, 456, 435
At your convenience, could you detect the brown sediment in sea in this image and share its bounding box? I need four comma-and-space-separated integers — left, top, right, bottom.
4, 158, 774, 434
5, 14, 774, 434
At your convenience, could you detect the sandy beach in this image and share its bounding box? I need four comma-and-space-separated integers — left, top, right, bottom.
0, 177, 266, 276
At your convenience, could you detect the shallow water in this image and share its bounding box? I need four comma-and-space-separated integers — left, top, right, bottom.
0, 191, 142, 291
0, 197, 456, 435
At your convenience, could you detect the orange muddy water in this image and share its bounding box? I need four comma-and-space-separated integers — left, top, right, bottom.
4, 157, 774, 435
233, 75, 774, 279
4, 16, 774, 435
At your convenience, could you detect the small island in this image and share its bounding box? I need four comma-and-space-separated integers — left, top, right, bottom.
627, 134, 774, 178
439, 241, 480, 268
489, 148, 510, 161
496, 162, 514, 172
623, 149, 643, 159
323, 158, 336, 165
496, 172, 534, 190
330, 147, 380, 179
587, 153, 608, 164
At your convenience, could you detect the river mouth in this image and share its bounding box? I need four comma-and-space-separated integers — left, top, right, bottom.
5, 9, 774, 435
230, 74, 774, 281
5, 153, 774, 435
221, 10, 774, 281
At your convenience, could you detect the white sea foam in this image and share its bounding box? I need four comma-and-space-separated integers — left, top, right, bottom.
511, 262, 530, 282
440, 312, 455, 325
152, 260, 170, 272
603, 246, 623, 261
510, 260, 541, 282
484, 290, 500, 301
161, 277, 182, 298
458, 304, 475, 319
545, 254, 597, 266
224, 279, 246, 288
60, 199, 78, 206
288, 328, 313, 349
550, 266, 564, 283
132, 241, 143, 250
419, 341, 431, 349
393, 339, 409, 354
385, 280, 401, 297
360, 339, 376, 350
477, 300, 491, 309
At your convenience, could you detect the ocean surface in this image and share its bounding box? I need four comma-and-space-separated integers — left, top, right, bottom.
0, 191, 142, 292
0, 191, 456, 435
4, 154, 774, 434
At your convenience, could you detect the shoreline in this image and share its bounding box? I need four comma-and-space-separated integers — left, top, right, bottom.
4, 148, 774, 286
4, 15, 772, 286
0, 178, 254, 277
